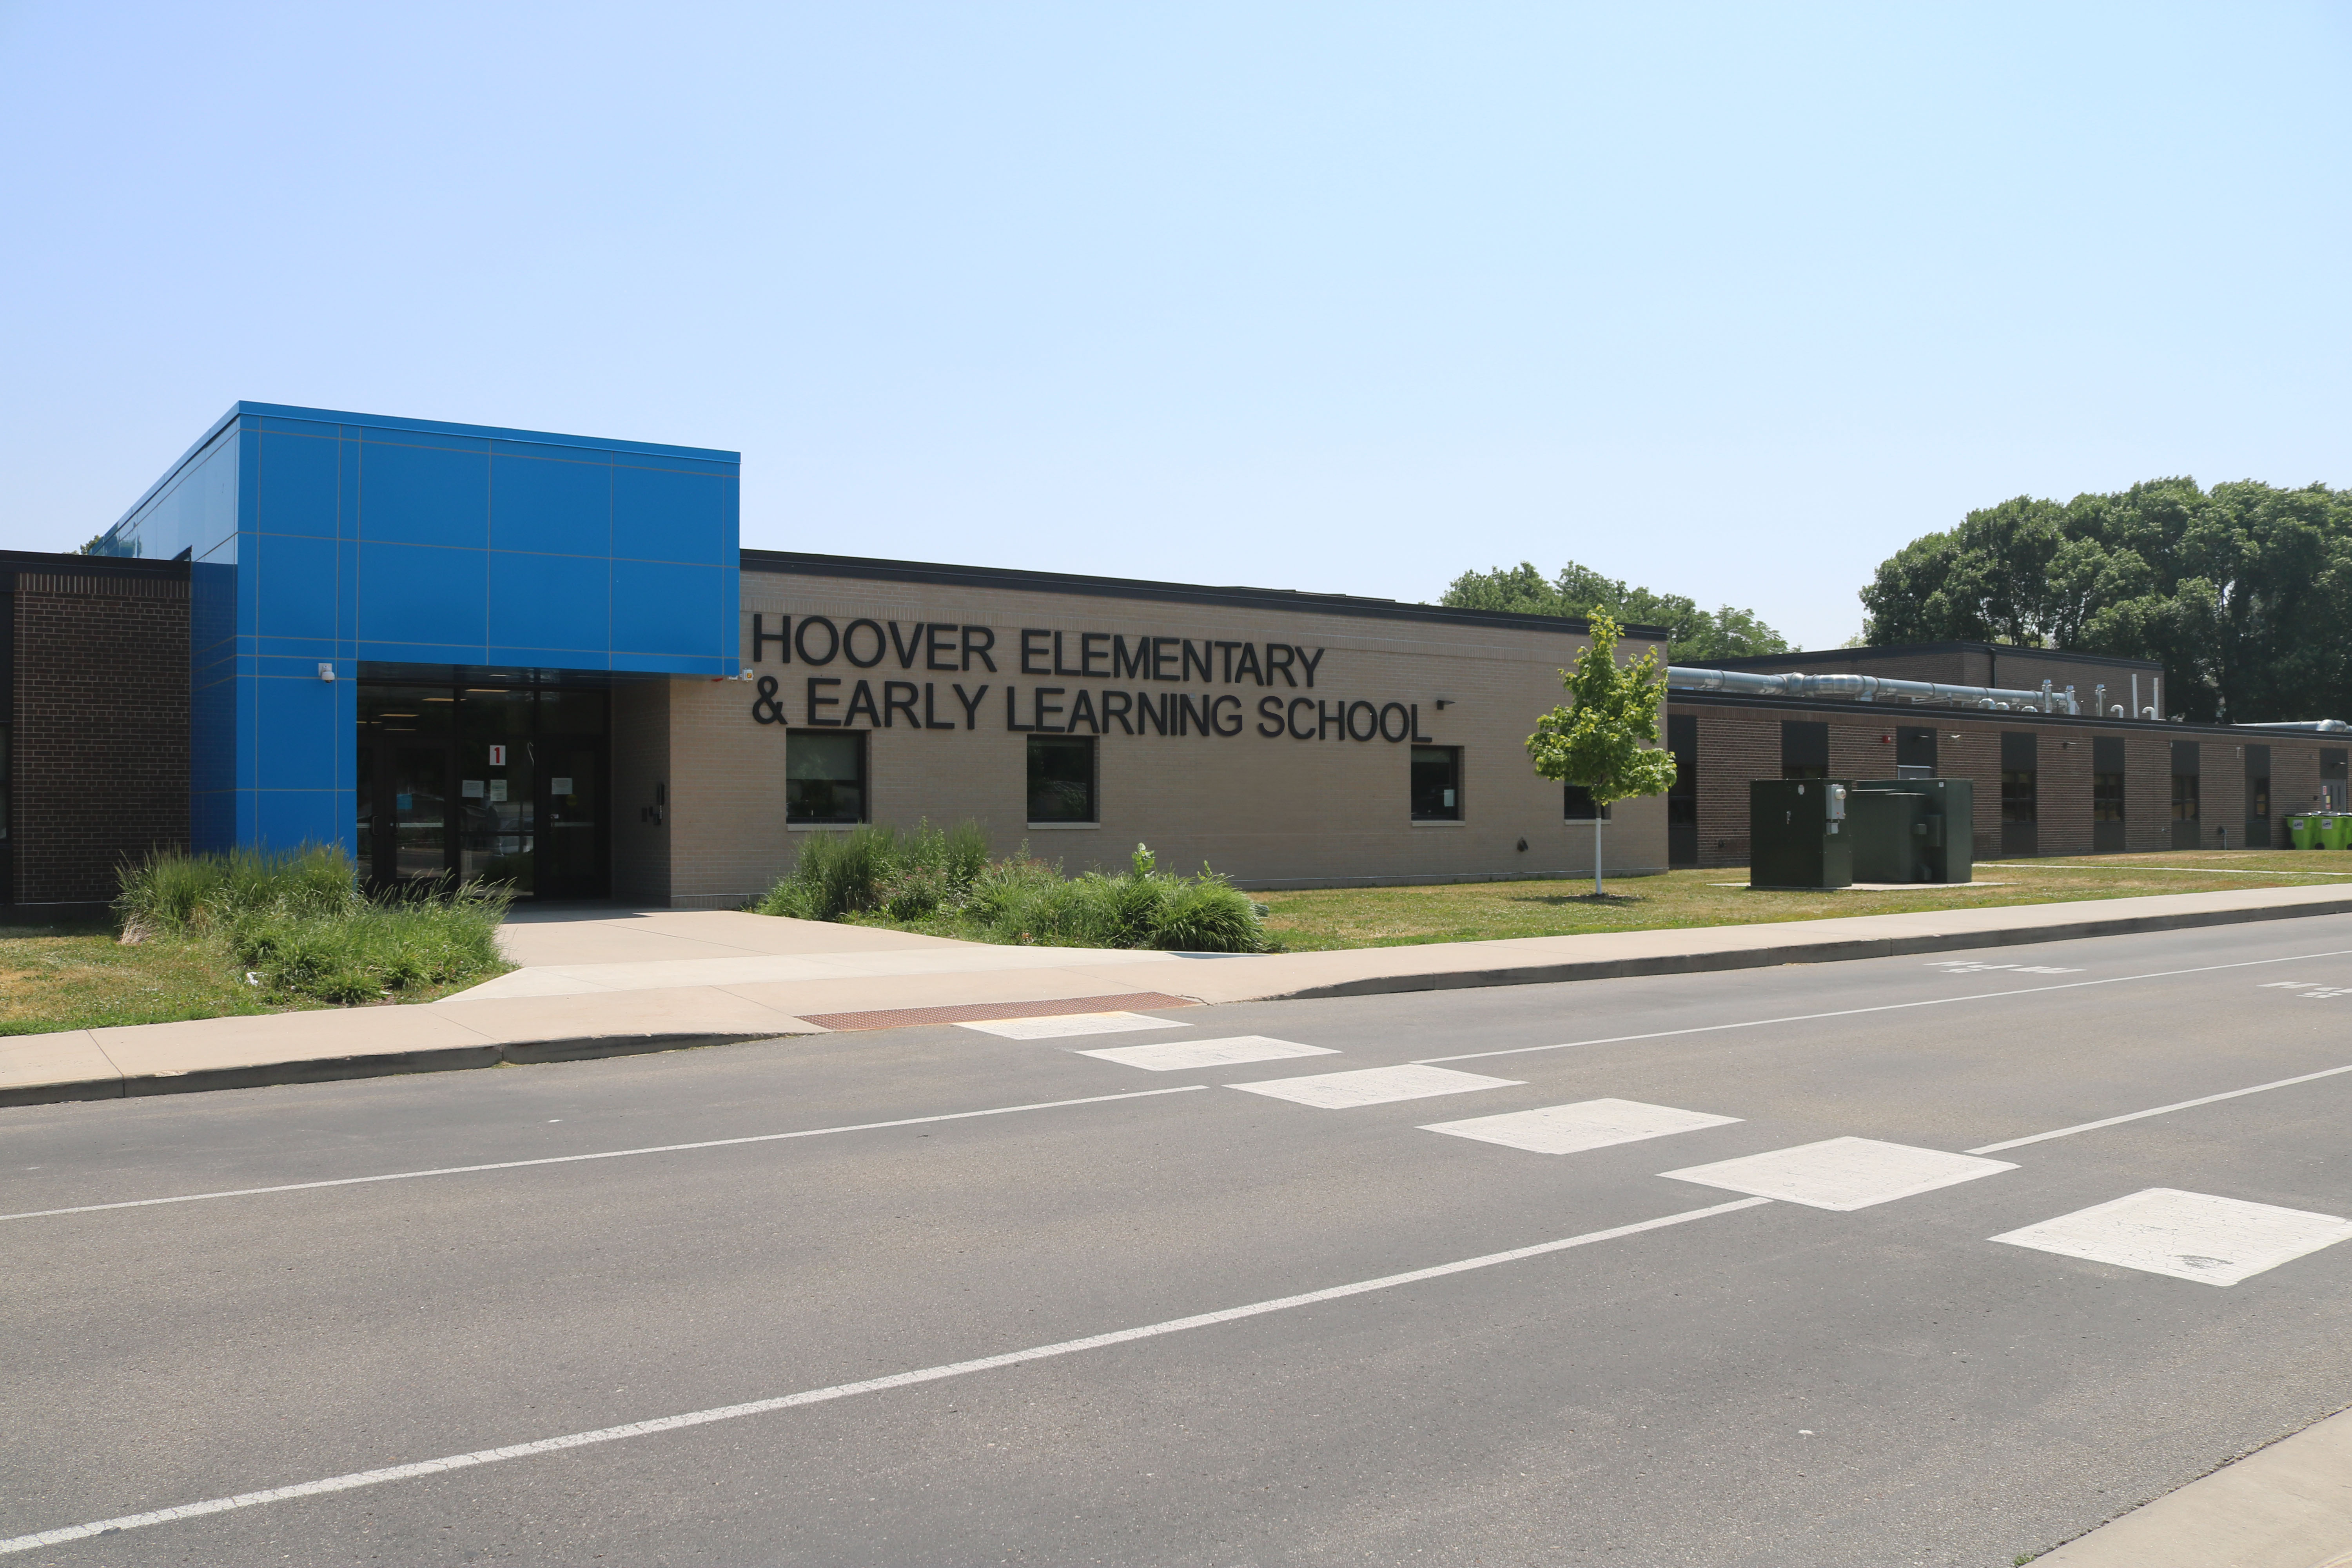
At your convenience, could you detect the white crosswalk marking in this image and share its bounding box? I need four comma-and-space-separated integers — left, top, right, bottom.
1079, 1036, 1337, 1072
957, 1012, 1189, 1040
1421, 1099, 1740, 1155
1991, 1188, 2352, 1285
1227, 1064, 1521, 1109
1660, 1137, 2014, 1210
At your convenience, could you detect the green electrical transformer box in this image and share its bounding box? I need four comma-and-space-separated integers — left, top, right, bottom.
1749, 779, 1853, 889
1749, 777, 1975, 890
1850, 778, 1974, 885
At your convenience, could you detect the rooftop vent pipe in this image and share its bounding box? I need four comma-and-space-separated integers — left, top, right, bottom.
2234, 719, 2352, 733
1668, 665, 2080, 715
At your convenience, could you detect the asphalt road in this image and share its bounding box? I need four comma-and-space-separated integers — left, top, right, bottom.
11, 915, 2352, 1566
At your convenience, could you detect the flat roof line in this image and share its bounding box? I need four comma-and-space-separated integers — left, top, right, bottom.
110, 403, 739, 539
0, 547, 188, 579
739, 549, 1673, 640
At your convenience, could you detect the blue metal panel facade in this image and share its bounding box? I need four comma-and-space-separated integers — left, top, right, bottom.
100, 403, 740, 854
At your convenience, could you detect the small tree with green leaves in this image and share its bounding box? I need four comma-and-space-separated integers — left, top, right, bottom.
1525, 610, 1678, 895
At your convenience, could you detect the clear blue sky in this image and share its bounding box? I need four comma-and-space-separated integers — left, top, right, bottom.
4, 3, 2346, 650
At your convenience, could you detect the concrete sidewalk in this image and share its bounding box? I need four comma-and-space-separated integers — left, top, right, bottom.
2035, 1402, 2352, 1566
5, 882, 2351, 1108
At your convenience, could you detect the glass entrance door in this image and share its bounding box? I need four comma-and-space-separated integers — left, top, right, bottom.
386, 744, 452, 884
459, 688, 536, 895
538, 740, 606, 898
358, 682, 607, 898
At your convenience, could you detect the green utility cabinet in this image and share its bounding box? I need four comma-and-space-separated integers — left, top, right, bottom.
1850, 777, 1975, 884
1846, 789, 1929, 883
1749, 779, 1853, 889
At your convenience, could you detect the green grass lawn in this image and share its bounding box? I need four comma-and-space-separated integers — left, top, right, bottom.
0, 921, 285, 1034
1257, 849, 2352, 951
0, 919, 506, 1036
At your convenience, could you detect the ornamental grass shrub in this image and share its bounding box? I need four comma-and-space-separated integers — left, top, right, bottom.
755, 827, 1266, 953
115, 846, 512, 1005
754, 819, 991, 921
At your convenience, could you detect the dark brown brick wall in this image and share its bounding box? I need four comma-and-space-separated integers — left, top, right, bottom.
1689, 708, 1776, 864
14, 572, 190, 904
2038, 730, 2094, 857
1670, 698, 2338, 870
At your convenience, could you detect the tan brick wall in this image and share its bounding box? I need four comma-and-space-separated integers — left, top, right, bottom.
654, 574, 1671, 903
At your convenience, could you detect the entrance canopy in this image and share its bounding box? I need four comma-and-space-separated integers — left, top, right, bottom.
96, 403, 740, 856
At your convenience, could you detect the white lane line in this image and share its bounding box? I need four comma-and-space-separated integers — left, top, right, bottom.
0, 1087, 1208, 1225
1991, 1188, 2352, 1286
957, 1012, 1187, 1039
0, 1194, 1771, 1556
1227, 1064, 1521, 1109
1079, 1036, 1337, 1071
1967, 1062, 2352, 1155
1411, 947, 2352, 1067
1421, 1099, 1739, 1155
1659, 1137, 2015, 1211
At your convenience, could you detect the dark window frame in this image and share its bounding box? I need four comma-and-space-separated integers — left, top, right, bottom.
784, 728, 869, 826
1563, 785, 1612, 822
2092, 771, 2125, 822
1411, 745, 1464, 821
1025, 733, 1099, 825
2000, 770, 2038, 825
1665, 713, 1697, 826
2171, 772, 2200, 821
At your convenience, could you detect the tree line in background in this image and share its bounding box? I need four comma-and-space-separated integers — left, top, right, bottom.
1443, 477, 2352, 726
1440, 560, 1790, 664
1860, 478, 2352, 724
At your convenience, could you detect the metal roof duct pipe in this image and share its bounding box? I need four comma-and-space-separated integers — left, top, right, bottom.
2234, 719, 2352, 733
1667, 666, 2080, 714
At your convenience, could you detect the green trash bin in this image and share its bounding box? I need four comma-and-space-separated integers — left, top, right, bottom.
2291, 814, 2320, 850
2324, 815, 2352, 851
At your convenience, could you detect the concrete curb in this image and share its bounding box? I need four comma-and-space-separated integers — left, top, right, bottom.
0, 1032, 788, 1109
1259, 893, 2352, 1001
0, 1075, 137, 1110
2035, 1401, 2352, 1565
7, 889, 2351, 1111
